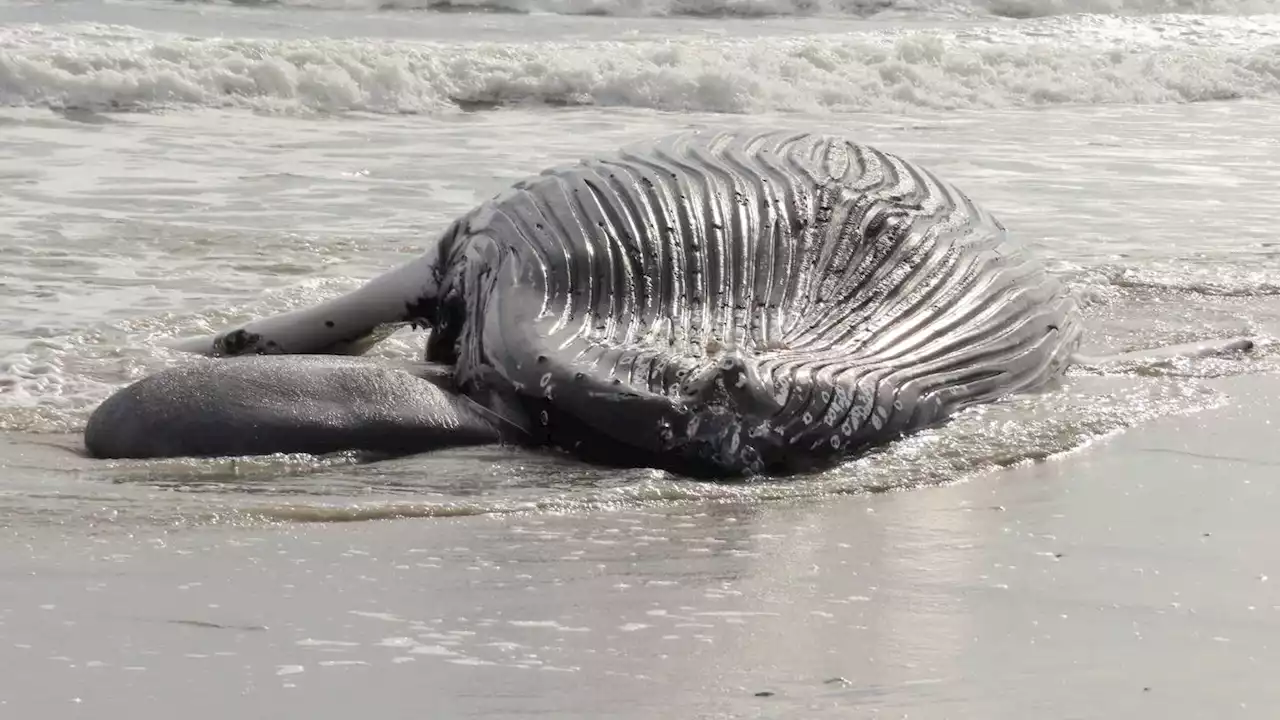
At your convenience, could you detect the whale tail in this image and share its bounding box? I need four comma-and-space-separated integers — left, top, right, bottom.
1070, 336, 1255, 367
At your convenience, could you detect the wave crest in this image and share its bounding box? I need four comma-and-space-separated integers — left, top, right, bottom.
5, 22, 1280, 115
174, 0, 1280, 18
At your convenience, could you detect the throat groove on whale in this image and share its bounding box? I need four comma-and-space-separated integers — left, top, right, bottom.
433, 130, 1082, 475
100, 129, 1085, 477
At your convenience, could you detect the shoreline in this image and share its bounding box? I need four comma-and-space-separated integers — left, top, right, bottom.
3, 373, 1278, 718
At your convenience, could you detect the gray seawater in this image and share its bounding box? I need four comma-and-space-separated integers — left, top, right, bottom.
3, 102, 1278, 529
2, 2, 1280, 716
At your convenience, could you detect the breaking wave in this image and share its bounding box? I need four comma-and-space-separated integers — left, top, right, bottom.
155, 0, 1280, 19
4, 18, 1280, 115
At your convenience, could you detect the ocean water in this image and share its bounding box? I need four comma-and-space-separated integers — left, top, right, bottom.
3, 0, 1280, 715
3, 0, 1279, 529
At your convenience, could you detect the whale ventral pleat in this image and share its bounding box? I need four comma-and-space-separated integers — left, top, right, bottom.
437, 128, 1084, 477
117, 128, 1085, 478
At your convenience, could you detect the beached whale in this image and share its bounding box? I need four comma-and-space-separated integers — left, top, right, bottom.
83, 129, 1252, 477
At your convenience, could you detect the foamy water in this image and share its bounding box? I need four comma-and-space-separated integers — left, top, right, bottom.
7, 13, 1280, 115
1, 0, 1279, 533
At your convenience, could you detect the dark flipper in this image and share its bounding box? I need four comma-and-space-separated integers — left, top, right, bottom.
169, 253, 442, 357
85, 355, 522, 460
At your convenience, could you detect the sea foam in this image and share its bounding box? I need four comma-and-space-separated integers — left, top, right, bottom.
3, 18, 1280, 115
165, 0, 1280, 18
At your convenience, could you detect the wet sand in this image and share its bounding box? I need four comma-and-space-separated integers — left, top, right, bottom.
3, 372, 1279, 719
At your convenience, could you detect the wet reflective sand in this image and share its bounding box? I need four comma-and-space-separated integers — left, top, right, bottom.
4, 373, 1277, 718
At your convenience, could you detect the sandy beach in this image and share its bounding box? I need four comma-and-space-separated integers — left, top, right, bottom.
3, 372, 1276, 719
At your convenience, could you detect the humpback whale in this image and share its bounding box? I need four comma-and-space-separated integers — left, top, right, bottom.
83, 129, 1253, 478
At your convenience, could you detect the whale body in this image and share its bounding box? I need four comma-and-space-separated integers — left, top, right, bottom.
88, 129, 1242, 478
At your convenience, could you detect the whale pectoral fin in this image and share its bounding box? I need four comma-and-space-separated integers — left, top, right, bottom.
85, 356, 518, 460
173, 254, 441, 357
1071, 336, 1255, 367
168, 320, 405, 357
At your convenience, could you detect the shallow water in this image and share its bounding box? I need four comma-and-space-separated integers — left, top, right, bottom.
3, 102, 1278, 528
2, 0, 1280, 715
